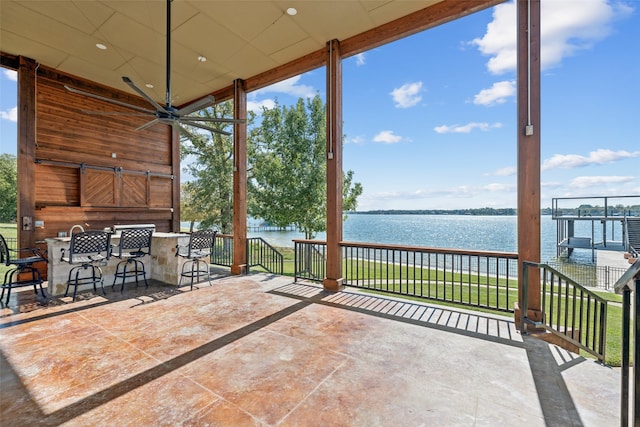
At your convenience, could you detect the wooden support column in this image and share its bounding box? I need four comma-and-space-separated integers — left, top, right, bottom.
323, 40, 344, 292
170, 125, 180, 232
516, 0, 542, 322
17, 56, 37, 250
231, 79, 248, 275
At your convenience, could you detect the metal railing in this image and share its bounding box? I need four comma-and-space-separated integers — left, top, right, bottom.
614, 259, 640, 427
547, 260, 627, 290
294, 239, 326, 281
212, 233, 234, 267
247, 237, 284, 275
211, 233, 283, 275
521, 262, 607, 361
294, 240, 519, 312
3, 237, 17, 251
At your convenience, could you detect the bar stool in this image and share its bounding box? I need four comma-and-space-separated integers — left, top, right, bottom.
175, 229, 217, 289
111, 228, 153, 292
0, 234, 48, 305
61, 230, 111, 301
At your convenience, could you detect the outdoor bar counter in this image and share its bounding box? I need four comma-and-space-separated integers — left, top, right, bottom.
45, 231, 190, 296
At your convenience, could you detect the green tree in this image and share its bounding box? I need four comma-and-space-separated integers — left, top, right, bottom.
180, 102, 235, 233
248, 95, 362, 239
180, 182, 204, 232
0, 154, 17, 223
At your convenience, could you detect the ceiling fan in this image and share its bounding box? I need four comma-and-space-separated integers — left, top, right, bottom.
64, 0, 241, 136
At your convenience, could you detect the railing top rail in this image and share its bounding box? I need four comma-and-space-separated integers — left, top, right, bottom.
294, 239, 518, 259
551, 195, 640, 218
552, 195, 640, 202
293, 239, 324, 244
248, 236, 282, 253
524, 261, 609, 303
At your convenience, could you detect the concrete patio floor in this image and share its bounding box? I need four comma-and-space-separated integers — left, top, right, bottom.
0, 272, 621, 426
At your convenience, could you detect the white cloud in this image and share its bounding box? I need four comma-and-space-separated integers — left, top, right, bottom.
541, 181, 563, 189
0, 106, 17, 122
473, 80, 515, 105
253, 75, 316, 98
570, 175, 635, 188
373, 130, 403, 144
247, 99, 276, 114
542, 149, 640, 170
390, 82, 423, 108
487, 166, 517, 177
248, 75, 315, 115
355, 53, 366, 66
3, 69, 17, 81
471, 0, 633, 75
345, 135, 366, 145
434, 122, 502, 134
368, 182, 516, 201
483, 183, 516, 192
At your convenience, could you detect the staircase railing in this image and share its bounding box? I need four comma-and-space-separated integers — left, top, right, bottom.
520, 261, 607, 361
625, 217, 640, 256
614, 258, 640, 427
211, 234, 283, 275
247, 237, 284, 275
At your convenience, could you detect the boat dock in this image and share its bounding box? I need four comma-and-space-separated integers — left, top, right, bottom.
553, 195, 640, 261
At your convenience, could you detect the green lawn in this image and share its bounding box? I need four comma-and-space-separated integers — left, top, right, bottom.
1, 223, 18, 279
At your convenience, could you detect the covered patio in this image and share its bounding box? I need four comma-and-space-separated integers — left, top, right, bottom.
1, 273, 619, 426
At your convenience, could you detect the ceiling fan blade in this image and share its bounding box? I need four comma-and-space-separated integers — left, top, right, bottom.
65, 85, 156, 114
175, 95, 216, 117
122, 77, 169, 113
180, 116, 246, 124
136, 119, 161, 131
82, 111, 152, 117
180, 120, 231, 136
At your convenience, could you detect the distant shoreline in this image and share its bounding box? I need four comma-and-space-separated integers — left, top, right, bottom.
350, 208, 522, 216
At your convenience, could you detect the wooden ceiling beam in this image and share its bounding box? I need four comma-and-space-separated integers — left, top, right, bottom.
342, 0, 506, 58
208, 0, 504, 104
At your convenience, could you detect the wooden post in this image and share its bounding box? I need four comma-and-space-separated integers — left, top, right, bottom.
323, 40, 344, 292
171, 125, 180, 232
517, 0, 542, 322
17, 56, 37, 250
231, 79, 248, 275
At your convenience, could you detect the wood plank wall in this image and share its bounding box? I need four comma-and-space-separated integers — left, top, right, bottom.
29, 66, 177, 243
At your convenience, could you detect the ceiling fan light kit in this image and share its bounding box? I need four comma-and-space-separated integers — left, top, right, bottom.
64, 0, 243, 136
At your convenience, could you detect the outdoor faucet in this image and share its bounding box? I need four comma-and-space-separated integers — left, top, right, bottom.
69, 224, 85, 235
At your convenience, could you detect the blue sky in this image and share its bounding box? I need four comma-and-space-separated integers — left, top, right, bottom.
1, 0, 639, 211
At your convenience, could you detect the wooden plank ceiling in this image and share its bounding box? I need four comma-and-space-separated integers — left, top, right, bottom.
0, 0, 501, 106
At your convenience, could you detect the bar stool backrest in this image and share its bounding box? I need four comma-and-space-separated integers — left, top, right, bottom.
187, 229, 216, 258
118, 228, 153, 255
68, 231, 111, 264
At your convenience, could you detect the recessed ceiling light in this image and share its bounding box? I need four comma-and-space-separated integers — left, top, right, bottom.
286, 7, 297, 16
197, 55, 207, 62
145, 83, 154, 88
96, 43, 107, 50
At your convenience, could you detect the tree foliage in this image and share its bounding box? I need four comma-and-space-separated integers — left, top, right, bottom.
180, 102, 235, 233
0, 154, 17, 223
248, 95, 362, 239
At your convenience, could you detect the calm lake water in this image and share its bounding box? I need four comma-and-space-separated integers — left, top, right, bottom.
248, 214, 622, 264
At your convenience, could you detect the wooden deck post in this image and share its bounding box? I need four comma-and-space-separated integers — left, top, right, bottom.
323, 39, 344, 292
232, 79, 248, 275
517, 0, 542, 322
171, 125, 180, 232
17, 56, 37, 250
